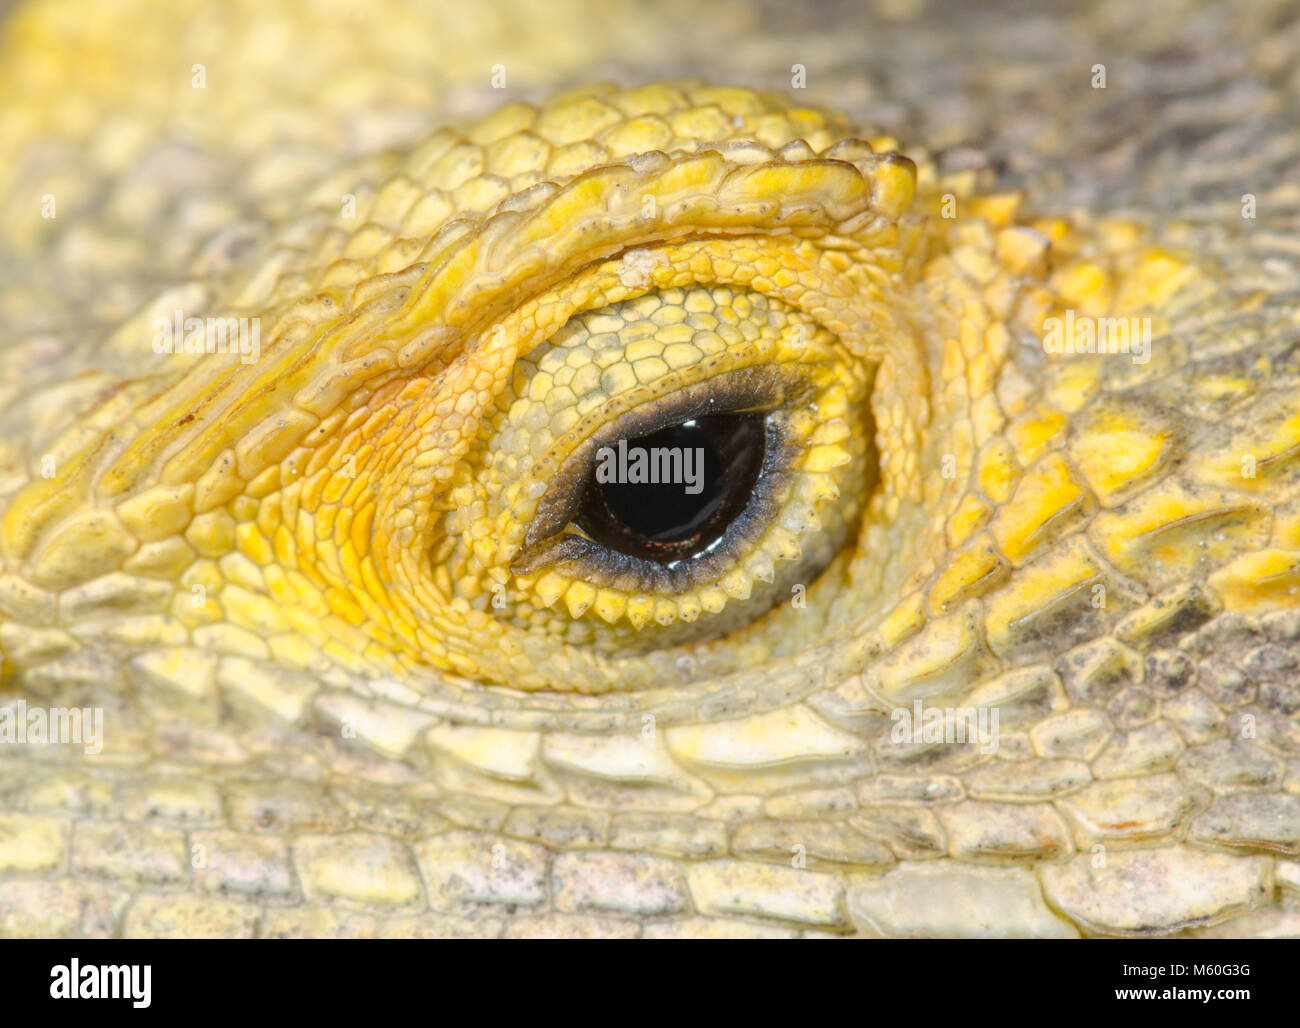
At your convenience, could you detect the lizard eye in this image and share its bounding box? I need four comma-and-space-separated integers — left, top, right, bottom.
456, 284, 876, 654
573, 410, 767, 563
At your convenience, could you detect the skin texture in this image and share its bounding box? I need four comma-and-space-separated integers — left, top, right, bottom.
0, 0, 1298, 938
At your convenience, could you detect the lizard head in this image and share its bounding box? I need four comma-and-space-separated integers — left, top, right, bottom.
1, 0, 1299, 935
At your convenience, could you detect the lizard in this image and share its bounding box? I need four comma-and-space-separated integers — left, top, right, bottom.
0, 0, 1298, 939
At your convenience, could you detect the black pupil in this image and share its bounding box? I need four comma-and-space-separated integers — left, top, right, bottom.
576, 413, 766, 564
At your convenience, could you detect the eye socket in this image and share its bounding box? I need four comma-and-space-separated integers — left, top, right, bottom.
467, 281, 876, 652
576, 412, 767, 564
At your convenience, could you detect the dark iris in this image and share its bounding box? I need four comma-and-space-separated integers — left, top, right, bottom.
576, 413, 766, 564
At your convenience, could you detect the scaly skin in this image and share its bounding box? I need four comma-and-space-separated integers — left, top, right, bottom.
0, 0, 1298, 938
